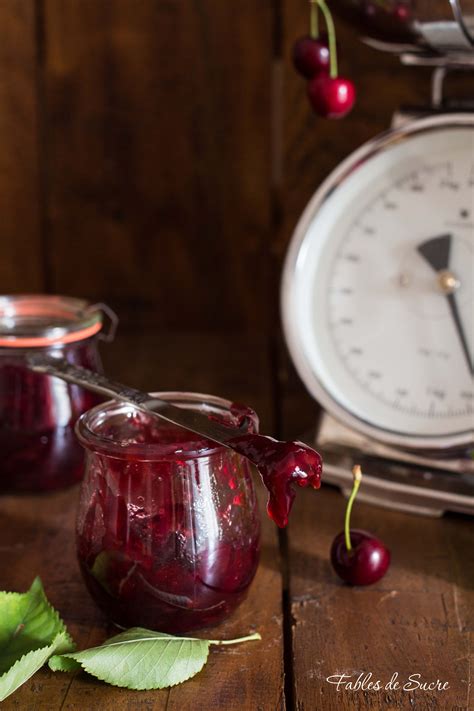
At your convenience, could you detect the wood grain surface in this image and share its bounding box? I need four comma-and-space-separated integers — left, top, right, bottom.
1, 331, 472, 710
285, 488, 473, 711
0, 0, 43, 292
0, 331, 285, 711
40, 0, 273, 329
0, 2, 472, 709
0, 0, 439, 330
278, 339, 473, 711
0, 484, 285, 711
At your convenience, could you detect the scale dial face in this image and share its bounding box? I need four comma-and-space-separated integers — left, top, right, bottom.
282, 114, 474, 450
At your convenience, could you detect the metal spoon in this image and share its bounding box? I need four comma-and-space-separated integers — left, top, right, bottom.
26, 353, 250, 446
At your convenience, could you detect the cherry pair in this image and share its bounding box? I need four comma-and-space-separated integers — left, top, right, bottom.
365, 1, 411, 22
292, 0, 355, 119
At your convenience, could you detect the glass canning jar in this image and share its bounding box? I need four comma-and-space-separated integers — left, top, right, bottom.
0, 295, 112, 493
75, 393, 261, 633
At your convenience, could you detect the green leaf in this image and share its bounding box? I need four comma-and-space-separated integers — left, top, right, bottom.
49, 627, 261, 690
0, 578, 75, 701
0, 631, 72, 702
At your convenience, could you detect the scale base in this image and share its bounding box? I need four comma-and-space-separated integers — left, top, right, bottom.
310, 415, 474, 517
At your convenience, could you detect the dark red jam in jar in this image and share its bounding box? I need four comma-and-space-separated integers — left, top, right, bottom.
75, 393, 261, 633
0, 295, 107, 493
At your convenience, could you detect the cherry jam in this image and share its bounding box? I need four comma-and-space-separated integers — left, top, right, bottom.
0, 296, 105, 493
75, 394, 261, 633
228, 434, 322, 528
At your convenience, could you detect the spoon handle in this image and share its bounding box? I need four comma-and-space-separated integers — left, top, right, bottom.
26, 354, 247, 447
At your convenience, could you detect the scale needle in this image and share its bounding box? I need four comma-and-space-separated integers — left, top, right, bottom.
417, 234, 473, 376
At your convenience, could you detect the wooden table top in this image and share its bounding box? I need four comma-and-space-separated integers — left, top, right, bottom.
1, 331, 472, 710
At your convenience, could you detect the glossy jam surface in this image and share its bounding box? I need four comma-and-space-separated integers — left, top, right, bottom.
229, 434, 322, 528
76, 405, 261, 633
0, 338, 102, 493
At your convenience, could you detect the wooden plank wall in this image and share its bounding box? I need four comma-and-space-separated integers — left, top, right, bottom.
0, 0, 430, 329
0, 0, 43, 291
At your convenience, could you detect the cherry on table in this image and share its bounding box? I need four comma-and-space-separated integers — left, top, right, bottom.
292, 35, 330, 79
330, 465, 390, 585
331, 529, 390, 585
307, 75, 355, 119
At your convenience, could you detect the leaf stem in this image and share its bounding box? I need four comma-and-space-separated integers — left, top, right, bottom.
345, 465, 362, 551
209, 633, 262, 646
82, 632, 262, 650
313, 0, 338, 78
310, 0, 319, 39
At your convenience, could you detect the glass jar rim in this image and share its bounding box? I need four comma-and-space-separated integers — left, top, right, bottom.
0, 294, 103, 348
75, 391, 259, 461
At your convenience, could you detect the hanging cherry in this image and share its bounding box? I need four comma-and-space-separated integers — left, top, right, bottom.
293, 4, 330, 79
293, 0, 356, 119
307, 75, 355, 119
292, 35, 330, 79
393, 2, 411, 22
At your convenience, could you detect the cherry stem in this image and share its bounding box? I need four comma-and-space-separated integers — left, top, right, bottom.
209, 632, 262, 645
310, 0, 319, 39
312, 0, 338, 78
344, 465, 362, 551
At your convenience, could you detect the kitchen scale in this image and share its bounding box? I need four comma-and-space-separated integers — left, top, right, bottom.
282, 0, 474, 516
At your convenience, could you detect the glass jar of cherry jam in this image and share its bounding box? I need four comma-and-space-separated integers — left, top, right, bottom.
0, 295, 109, 493
75, 393, 261, 633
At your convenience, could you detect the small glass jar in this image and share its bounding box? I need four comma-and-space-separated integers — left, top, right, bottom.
0, 295, 111, 493
75, 393, 261, 633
